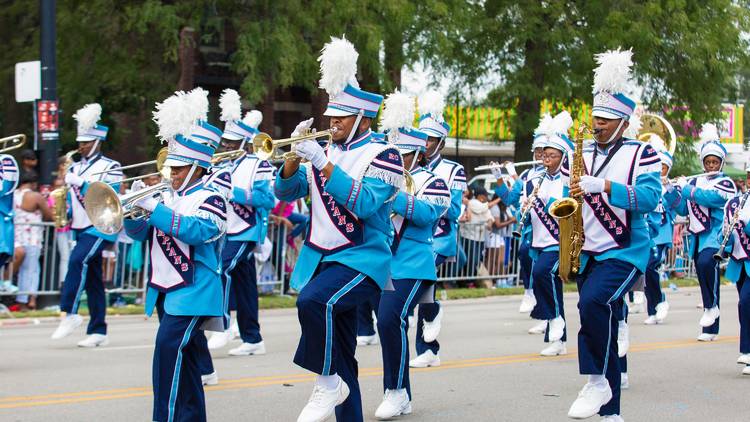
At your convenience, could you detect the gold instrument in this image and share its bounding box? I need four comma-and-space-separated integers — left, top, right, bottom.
474, 160, 542, 172
211, 148, 246, 165
84, 180, 171, 235
511, 174, 545, 238
548, 123, 589, 282
714, 190, 750, 262
637, 114, 676, 155
50, 150, 78, 228
252, 129, 336, 161
90, 147, 170, 183
667, 171, 719, 184
0, 134, 27, 154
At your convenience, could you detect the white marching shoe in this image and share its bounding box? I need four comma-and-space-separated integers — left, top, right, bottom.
297, 376, 349, 422
655, 301, 669, 322
356, 335, 379, 346
630, 291, 646, 314
528, 320, 547, 335
699, 306, 720, 327
601, 415, 624, 422
208, 329, 233, 350
617, 322, 629, 358
408, 316, 415, 330
743, 366, 750, 376
374, 388, 412, 420
567, 381, 613, 419
519, 290, 537, 313
697, 333, 717, 342
540, 341, 567, 356
737, 354, 750, 365
548, 316, 566, 342
620, 373, 629, 390
421, 308, 443, 343
77, 334, 108, 348
228, 341, 266, 356
643, 315, 658, 325
409, 350, 440, 368
51, 314, 83, 340
201, 371, 219, 386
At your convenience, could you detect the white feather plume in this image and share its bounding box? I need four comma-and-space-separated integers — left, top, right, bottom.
185, 87, 209, 123
73, 103, 102, 132
699, 123, 720, 143
318, 36, 359, 97
219, 89, 242, 122
592, 48, 634, 94
623, 112, 642, 139
417, 90, 445, 122
152, 91, 196, 142
380, 91, 416, 136
242, 110, 263, 129
534, 113, 553, 134
550, 111, 573, 135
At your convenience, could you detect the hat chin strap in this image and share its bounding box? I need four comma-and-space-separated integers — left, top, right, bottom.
345, 110, 365, 144
177, 163, 198, 193
86, 140, 101, 159
601, 119, 626, 145
429, 138, 446, 160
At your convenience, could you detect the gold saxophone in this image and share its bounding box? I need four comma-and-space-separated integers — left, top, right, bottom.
548, 123, 589, 282
50, 150, 78, 229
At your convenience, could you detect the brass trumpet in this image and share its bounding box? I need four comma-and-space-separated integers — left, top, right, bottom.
91, 147, 169, 180
253, 129, 336, 161
0, 134, 27, 154
50, 150, 79, 228
211, 148, 246, 165
84, 180, 171, 235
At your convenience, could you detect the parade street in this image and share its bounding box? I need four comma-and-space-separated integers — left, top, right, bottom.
0, 285, 746, 422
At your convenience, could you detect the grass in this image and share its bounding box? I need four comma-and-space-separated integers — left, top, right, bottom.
0, 278, 704, 320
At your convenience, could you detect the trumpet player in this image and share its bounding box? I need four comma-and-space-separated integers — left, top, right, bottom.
372, 92, 450, 419
51, 103, 123, 347
669, 123, 736, 341
207, 89, 275, 357
125, 90, 227, 422
565, 49, 661, 422
275, 37, 403, 422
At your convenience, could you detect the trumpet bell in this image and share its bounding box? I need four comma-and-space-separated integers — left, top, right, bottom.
84, 182, 124, 235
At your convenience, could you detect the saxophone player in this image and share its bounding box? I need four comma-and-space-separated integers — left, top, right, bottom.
564, 49, 661, 422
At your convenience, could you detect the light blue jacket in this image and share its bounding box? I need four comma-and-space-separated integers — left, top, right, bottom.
0, 155, 17, 257
648, 189, 679, 248
428, 156, 465, 258
672, 175, 736, 255
227, 155, 276, 243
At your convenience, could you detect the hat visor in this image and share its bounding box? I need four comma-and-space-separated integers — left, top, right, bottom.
591, 110, 624, 120
222, 132, 244, 141
76, 135, 98, 142
398, 147, 418, 156
163, 158, 194, 168
324, 107, 356, 117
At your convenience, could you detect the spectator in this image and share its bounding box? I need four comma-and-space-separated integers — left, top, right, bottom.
484, 198, 517, 286
13, 170, 53, 310
458, 186, 494, 282
19, 149, 38, 181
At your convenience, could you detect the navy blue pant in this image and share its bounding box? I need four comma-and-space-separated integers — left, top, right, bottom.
153, 296, 211, 422
294, 262, 380, 422
378, 279, 433, 398
644, 244, 668, 316
415, 254, 447, 355
694, 247, 721, 334
59, 233, 111, 335
222, 240, 262, 344
518, 240, 533, 290
576, 258, 640, 417
356, 293, 380, 336
530, 251, 567, 342
736, 267, 750, 354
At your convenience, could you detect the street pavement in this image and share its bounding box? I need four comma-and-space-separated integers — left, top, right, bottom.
0, 285, 747, 421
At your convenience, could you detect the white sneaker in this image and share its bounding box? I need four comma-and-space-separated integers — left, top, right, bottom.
356, 335, 379, 346
567, 381, 613, 419
601, 415, 624, 422
519, 291, 537, 313
697, 333, 717, 342
202, 371, 219, 386
699, 306, 720, 327
51, 314, 83, 340
617, 322, 629, 358
77, 334, 108, 348
230, 319, 240, 339
408, 316, 415, 330
297, 377, 350, 422
655, 301, 669, 322
528, 320, 547, 335
737, 354, 750, 365
228, 341, 266, 356
541, 341, 567, 356
208, 329, 233, 350
643, 315, 658, 325
422, 308, 443, 343
620, 373, 629, 390
631, 292, 645, 314
374, 388, 412, 420
548, 316, 566, 342
743, 366, 750, 376
409, 350, 440, 368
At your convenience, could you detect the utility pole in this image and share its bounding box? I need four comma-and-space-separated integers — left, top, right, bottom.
38, 0, 59, 188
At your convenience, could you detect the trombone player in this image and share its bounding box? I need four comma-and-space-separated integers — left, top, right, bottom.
51, 103, 123, 348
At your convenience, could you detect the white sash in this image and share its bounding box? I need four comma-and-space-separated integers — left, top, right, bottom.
687, 176, 719, 234
530, 176, 563, 249
70, 157, 120, 230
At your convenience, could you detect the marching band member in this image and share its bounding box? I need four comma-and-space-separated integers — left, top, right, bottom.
526, 111, 574, 357
410, 90, 466, 369
125, 91, 227, 422
51, 103, 123, 347
274, 37, 403, 422
374, 92, 450, 419
670, 123, 735, 341
208, 89, 275, 357
0, 147, 19, 272
564, 49, 661, 421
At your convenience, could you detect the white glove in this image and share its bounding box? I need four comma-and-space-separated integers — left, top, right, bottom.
135, 195, 160, 213
489, 162, 503, 179
503, 161, 517, 177
579, 175, 606, 194
676, 176, 688, 188
740, 207, 750, 223
291, 118, 314, 137
294, 140, 328, 170
64, 172, 85, 187
130, 179, 146, 192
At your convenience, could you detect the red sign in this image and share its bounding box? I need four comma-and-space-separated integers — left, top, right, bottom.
37, 100, 59, 132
